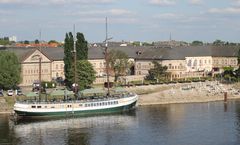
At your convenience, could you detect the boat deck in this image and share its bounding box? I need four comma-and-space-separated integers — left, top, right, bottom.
16, 93, 137, 105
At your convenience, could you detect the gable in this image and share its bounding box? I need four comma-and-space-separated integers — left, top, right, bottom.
23, 49, 51, 63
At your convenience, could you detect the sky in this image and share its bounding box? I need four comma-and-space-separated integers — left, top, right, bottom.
0, 0, 240, 43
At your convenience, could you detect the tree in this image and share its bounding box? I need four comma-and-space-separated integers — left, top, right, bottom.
0, 52, 21, 89
145, 61, 168, 81
24, 40, 30, 44
64, 32, 74, 86
192, 40, 203, 46
213, 39, 225, 46
108, 49, 129, 82
0, 40, 10, 45
64, 32, 89, 87
48, 40, 58, 44
235, 48, 240, 78
76, 32, 88, 60
222, 66, 235, 82
74, 60, 96, 91
35, 39, 39, 44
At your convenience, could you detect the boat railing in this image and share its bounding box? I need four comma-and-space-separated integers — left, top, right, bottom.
15, 92, 137, 104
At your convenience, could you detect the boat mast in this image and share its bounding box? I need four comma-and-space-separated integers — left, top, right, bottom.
73, 25, 77, 95
38, 29, 42, 102
104, 17, 112, 96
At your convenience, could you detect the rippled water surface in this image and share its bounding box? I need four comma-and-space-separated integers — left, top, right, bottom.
1, 100, 240, 145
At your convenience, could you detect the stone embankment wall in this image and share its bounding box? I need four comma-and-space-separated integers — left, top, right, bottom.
126, 82, 240, 106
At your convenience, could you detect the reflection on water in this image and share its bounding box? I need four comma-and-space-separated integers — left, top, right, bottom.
10, 111, 137, 145
2, 101, 240, 145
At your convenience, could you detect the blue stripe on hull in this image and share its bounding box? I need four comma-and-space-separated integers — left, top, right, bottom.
15, 101, 137, 117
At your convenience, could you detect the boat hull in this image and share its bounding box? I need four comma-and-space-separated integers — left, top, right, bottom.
14, 100, 137, 117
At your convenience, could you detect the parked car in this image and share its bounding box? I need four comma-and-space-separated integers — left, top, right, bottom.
7, 90, 14, 96
16, 89, 23, 96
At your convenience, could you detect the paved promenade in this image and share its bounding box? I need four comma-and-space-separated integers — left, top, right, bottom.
126, 81, 240, 106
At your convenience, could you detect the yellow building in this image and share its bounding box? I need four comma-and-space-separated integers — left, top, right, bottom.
3, 45, 239, 86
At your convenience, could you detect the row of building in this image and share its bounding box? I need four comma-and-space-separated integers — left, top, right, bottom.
1, 45, 239, 86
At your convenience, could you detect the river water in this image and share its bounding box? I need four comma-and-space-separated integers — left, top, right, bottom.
1, 100, 240, 145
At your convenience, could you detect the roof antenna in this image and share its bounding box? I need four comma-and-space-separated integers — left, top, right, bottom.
169, 32, 172, 48
169, 32, 172, 41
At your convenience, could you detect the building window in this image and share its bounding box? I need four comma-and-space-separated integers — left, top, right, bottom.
233, 60, 236, 65
187, 60, 192, 67
56, 64, 58, 69
193, 60, 197, 66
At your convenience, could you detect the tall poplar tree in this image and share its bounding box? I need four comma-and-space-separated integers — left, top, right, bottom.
64, 32, 74, 86
64, 32, 92, 88
76, 32, 88, 60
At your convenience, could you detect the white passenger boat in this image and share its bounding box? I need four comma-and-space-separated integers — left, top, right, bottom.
13, 92, 138, 117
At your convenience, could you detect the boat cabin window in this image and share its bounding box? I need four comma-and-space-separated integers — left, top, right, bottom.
108, 102, 111, 105
85, 104, 87, 107
91, 103, 93, 107
79, 104, 83, 107
37, 106, 41, 108
31, 106, 36, 108
51, 106, 55, 108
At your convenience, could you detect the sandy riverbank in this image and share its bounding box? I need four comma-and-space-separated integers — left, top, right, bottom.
126, 81, 240, 106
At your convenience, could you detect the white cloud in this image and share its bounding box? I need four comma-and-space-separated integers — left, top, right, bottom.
208, 7, 240, 14
232, 0, 240, 5
49, 0, 115, 5
0, 0, 115, 5
68, 9, 135, 17
0, 10, 12, 15
153, 13, 182, 20
189, 0, 203, 5
149, 0, 176, 6
76, 17, 137, 24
